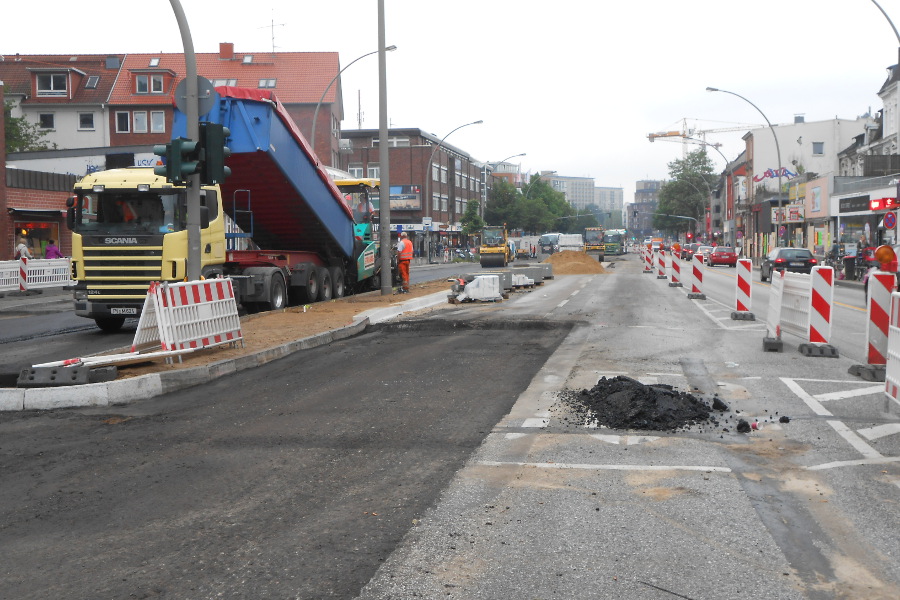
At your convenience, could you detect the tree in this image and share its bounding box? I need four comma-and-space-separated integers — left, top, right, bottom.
484, 179, 519, 226
654, 149, 716, 237
4, 101, 55, 152
460, 199, 485, 236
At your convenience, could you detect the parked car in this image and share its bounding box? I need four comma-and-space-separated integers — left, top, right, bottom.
708, 246, 738, 267
681, 242, 701, 261
760, 247, 818, 282
695, 245, 714, 264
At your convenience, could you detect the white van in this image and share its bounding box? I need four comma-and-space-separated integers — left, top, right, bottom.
539, 233, 561, 254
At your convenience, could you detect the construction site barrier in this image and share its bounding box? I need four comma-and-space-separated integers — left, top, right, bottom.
656, 250, 667, 279
133, 278, 244, 357
849, 271, 897, 381
687, 254, 706, 299
731, 258, 755, 320
885, 291, 900, 402
642, 246, 653, 273
668, 254, 683, 287
0, 258, 72, 294
763, 266, 837, 356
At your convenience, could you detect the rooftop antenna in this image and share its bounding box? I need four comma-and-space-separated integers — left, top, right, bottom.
258, 10, 285, 57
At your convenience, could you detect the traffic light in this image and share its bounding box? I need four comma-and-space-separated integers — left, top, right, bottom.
152, 138, 199, 185
686, 232, 694, 240
199, 122, 231, 185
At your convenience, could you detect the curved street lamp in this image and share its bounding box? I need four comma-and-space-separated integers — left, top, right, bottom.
482, 152, 526, 208
425, 119, 483, 217
706, 86, 785, 247
310, 45, 397, 152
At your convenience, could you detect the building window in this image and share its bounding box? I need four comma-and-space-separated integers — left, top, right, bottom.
133, 111, 148, 133
136, 75, 149, 94
213, 79, 237, 87
116, 111, 130, 133
150, 111, 165, 133
38, 113, 55, 129
151, 74, 164, 93
36, 73, 67, 97
258, 78, 276, 88
812, 142, 824, 155
85, 76, 99, 89
367, 164, 380, 179
348, 163, 364, 178
78, 112, 95, 130
149, 58, 160, 67
441, 166, 448, 184
432, 162, 439, 182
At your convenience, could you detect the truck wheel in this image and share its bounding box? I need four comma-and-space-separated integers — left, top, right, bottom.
266, 273, 287, 311
290, 264, 319, 304
95, 317, 125, 333
318, 268, 333, 301
330, 266, 345, 298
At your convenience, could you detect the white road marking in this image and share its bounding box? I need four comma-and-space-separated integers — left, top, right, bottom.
814, 385, 884, 402
827, 420, 882, 459
591, 434, 661, 445
781, 377, 832, 416
521, 418, 549, 428
478, 461, 731, 473
806, 456, 900, 471
857, 422, 900, 441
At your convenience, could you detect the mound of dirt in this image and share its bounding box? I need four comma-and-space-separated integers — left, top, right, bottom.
543, 250, 607, 274
561, 375, 717, 431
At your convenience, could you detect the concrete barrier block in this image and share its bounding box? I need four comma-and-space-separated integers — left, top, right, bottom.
0, 388, 25, 411
24, 383, 110, 410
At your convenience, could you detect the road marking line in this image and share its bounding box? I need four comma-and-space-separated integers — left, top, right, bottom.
857, 423, 900, 440
827, 420, 882, 458
478, 461, 731, 473
521, 418, 549, 428
781, 377, 832, 416
814, 385, 884, 402
805, 456, 900, 471
591, 434, 661, 445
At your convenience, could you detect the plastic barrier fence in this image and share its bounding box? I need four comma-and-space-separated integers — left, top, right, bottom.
656, 250, 667, 279
642, 246, 653, 273
849, 271, 898, 381
763, 266, 836, 356
885, 292, 900, 402
132, 278, 244, 356
0, 258, 72, 293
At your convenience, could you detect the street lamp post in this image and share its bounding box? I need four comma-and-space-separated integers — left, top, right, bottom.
424, 120, 483, 262
483, 152, 526, 208
310, 45, 396, 154
706, 86, 785, 248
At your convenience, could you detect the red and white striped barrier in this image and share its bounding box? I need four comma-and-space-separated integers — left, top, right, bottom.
885, 291, 900, 403
157, 278, 244, 352
730, 258, 754, 320
668, 254, 683, 288
687, 254, 706, 299
0, 258, 72, 294
642, 246, 653, 273
132, 278, 244, 360
656, 250, 667, 279
850, 271, 897, 381
763, 266, 837, 356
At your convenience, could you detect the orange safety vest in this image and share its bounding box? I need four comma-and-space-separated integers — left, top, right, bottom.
398, 238, 413, 261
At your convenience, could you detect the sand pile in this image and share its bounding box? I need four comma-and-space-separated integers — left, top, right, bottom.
543, 250, 607, 274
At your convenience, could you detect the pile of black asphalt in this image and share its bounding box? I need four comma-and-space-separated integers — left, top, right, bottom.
561, 375, 723, 432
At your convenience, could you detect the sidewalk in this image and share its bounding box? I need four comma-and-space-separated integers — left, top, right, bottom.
0, 286, 72, 313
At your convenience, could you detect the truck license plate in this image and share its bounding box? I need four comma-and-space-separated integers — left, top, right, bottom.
111, 307, 138, 315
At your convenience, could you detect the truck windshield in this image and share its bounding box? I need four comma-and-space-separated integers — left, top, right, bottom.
585, 230, 603, 243
72, 190, 192, 234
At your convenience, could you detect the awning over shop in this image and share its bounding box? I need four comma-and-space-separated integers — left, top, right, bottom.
7, 208, 66, 220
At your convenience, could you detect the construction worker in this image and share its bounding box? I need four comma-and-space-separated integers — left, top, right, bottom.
396, 231, 413, 293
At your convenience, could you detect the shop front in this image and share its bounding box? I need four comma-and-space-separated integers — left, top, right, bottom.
9, 209, 67, 259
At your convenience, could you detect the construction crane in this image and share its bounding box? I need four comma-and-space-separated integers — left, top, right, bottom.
648, 118, 763, 157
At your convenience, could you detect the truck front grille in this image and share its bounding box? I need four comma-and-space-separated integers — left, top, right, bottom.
81, 245, 165, 300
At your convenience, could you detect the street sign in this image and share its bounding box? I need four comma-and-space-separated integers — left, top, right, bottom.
885, 211, 897, 230
174, 76, 217, 116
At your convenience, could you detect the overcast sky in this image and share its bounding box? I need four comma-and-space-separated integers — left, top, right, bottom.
3, 0, 900, 204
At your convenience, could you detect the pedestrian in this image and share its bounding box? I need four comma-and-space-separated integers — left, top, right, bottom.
44, 239, 64, 259
15, 237, 32, 260
396, 231, 413, 293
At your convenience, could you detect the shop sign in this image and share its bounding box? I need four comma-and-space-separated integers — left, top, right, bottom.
839, 195, 870, 213
869, 197, 899, 211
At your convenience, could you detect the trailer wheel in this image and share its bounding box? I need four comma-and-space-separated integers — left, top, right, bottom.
318, 268, 333, 301
95, 317, 125, 333
330, 266, 345, 298
290, 264, 319, 304
266, 273, 287, 311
